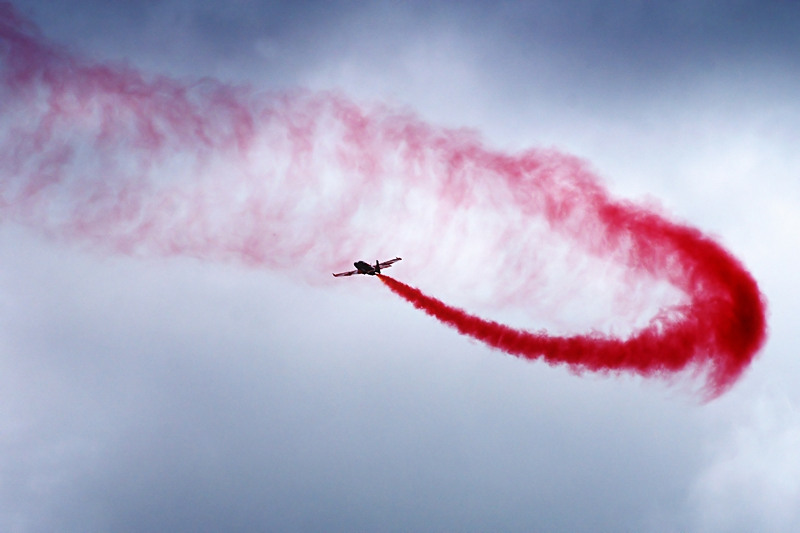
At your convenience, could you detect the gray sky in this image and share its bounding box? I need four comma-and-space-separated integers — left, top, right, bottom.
2, 1, 799, 531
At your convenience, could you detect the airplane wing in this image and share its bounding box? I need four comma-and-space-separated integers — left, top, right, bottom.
378, 257, 402, 268
332, 269, 359, 277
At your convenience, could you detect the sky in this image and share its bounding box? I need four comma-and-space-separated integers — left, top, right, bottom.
1, 1, 799, 532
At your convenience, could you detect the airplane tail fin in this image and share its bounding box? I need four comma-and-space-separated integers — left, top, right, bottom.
376, 260, 381, 274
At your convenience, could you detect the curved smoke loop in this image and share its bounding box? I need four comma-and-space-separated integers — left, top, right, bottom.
0, 4, 766, 397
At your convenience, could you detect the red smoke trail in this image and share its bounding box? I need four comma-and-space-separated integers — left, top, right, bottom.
380, 272, 763, 398
0, 5, 766, 396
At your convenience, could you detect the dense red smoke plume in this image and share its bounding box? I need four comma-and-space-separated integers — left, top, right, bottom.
380, 273, 763, 398
0, 4, 766, 396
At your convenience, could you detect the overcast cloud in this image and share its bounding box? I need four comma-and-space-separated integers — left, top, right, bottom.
1, 1, 799, 532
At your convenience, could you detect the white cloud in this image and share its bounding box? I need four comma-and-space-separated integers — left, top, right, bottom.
692, 395, 800, 532
2, 2, 800, 531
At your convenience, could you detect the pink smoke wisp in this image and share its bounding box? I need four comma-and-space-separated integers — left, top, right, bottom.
0, 5, 766, 397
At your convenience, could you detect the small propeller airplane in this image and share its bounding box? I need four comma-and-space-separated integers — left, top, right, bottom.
332, 257, 402, 277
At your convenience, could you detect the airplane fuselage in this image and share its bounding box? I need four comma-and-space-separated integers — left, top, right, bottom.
354, 261, 379, 275
332, 257, 400, 277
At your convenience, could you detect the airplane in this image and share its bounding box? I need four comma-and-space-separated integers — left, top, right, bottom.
332, 257, 401, 277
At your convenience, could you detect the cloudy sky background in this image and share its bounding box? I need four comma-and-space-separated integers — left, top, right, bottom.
1, 1, 799, 531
